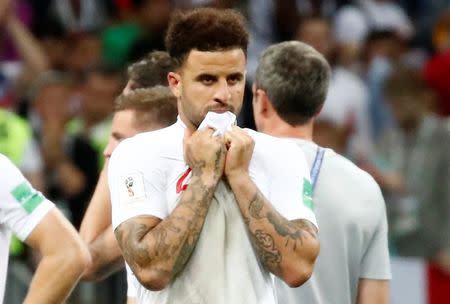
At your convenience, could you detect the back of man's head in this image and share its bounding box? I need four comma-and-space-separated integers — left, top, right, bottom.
127, 51, 175, 88
255, 41, 331, 126
165, 7, 249, 68
114, 86, 177, 129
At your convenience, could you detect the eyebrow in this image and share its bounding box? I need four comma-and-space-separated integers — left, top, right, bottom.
111, 131, 126, 140
194, 72, 244, 80
227, 72, 244, 79
195, 73, 217, 80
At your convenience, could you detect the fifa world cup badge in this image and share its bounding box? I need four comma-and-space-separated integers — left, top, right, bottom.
125, 177, 135, 197
120, 172, 145, 202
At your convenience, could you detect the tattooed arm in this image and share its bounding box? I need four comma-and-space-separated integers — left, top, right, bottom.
113, 128, 226, 291
229, 176, 318, 287
224, 127, 319, 287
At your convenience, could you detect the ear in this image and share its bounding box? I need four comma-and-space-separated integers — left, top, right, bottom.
168, 72, 181, 98
253, 87, 273, 119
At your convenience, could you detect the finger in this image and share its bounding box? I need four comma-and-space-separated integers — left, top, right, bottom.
196, 127, 216, 138
226, 126, 249, 144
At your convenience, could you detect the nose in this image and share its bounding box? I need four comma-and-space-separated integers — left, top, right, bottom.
103, 140, 115, 158
213, 79, 231, 103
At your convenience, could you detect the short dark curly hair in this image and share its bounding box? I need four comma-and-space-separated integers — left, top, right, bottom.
165, 8, 249, 68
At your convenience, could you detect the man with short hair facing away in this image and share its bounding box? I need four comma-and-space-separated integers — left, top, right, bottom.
0, 154, 91, 304
108, 8, 319, 304
252, 40, 391, 304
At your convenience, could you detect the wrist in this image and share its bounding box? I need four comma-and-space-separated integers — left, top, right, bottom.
226, 170, 251, 188
190, 169, 221, 188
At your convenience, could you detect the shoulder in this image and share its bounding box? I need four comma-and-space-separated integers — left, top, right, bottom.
112, 123, 182, 163
246, 130, 308, 172
0, 154, 21, 180
324, 149, 383, 201
246, 129, 302, 155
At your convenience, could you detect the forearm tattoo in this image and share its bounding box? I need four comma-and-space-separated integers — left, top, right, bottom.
115, 175, 217, 281
246, 190, 318, 274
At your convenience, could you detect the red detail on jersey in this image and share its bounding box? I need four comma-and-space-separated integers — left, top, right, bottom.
176, 168, 192, 193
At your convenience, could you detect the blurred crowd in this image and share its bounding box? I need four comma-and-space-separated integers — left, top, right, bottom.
1, 0, 450, 303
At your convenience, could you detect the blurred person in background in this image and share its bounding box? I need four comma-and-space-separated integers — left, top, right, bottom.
364, 66, 450, 304
0, 153, 91, 304
295, 16, 374, 162
65, 31, 103, 73
253, 40, 390, 304
0, 0, 51, 109
126, 0, 174, 61
29, 71, 99, 229
356, 0, 414, 40
362, 29, 406, 140
424, 9, 450, 118
71, 64, 124, 167
29, 0, 107, 34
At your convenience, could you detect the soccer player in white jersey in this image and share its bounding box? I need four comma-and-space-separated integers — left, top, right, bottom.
252, 40, 391, 304
0, 154, 90, 303
108, 7, 319, 304
80, 87, 177, 303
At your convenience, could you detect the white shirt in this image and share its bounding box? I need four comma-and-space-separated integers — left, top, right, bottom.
275, 140, 391, 304
109, 119, 316, 304
0, 154, 54, 303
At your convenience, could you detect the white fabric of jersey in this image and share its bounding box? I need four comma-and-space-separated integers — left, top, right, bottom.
0, 154, 54, 303
275, 139, 391, 304
108, 118, 316, 304
126, 264, 138, 298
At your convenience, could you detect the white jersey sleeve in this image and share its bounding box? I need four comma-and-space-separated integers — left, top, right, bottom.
126, 264, 137, 299
108, 137, 168, 230
0, 154, 54, 241
248, 131, 317, 227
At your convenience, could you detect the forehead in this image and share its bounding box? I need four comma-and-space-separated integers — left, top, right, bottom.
112, 110, 136, 129
182, 49, 246, 75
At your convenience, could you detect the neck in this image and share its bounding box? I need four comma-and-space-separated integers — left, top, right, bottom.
263, 117, 314, 141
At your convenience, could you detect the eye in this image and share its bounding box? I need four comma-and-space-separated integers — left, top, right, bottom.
227, 74, 243, 85
198, 75, 216, 85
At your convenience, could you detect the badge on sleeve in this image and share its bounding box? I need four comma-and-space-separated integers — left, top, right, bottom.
10, 182, 44, 214
120, 172, 146, 203
302, 178, 314, 210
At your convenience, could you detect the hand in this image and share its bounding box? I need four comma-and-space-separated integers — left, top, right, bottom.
223, 126, 254, 180
183, 127, 226, 182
